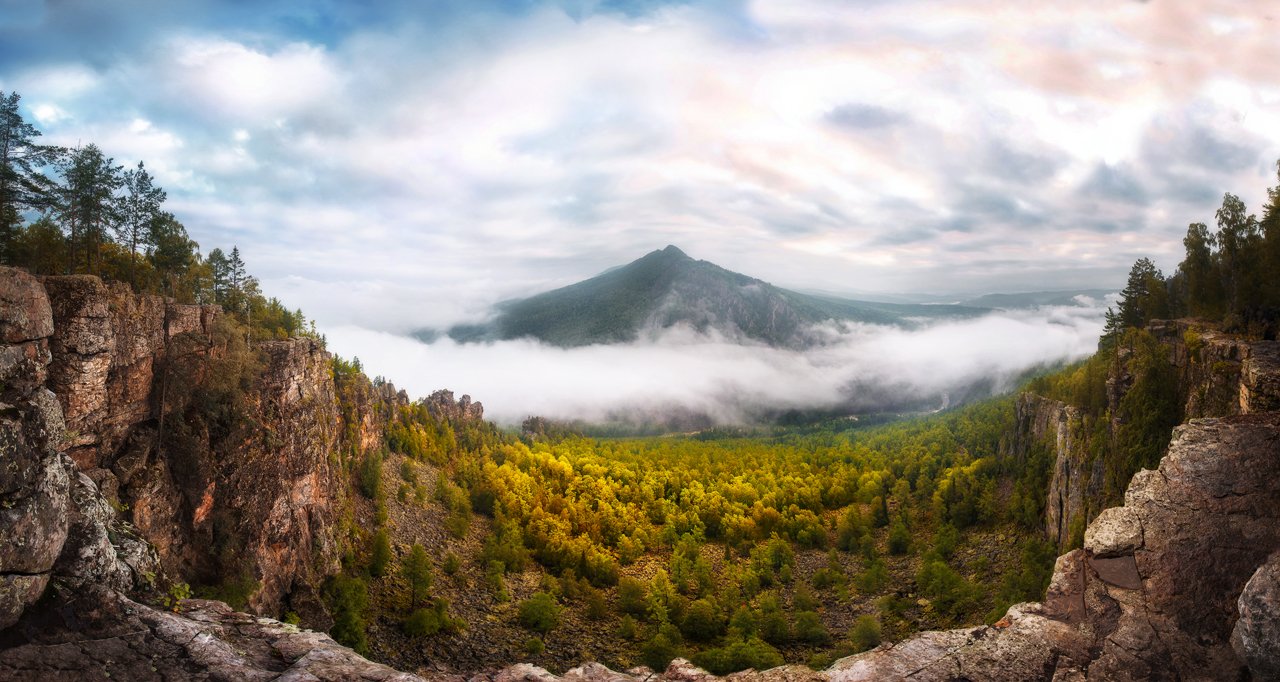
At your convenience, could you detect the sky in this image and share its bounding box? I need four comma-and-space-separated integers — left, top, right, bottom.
2, 0, 1277, 333
3, 1, 1278, 423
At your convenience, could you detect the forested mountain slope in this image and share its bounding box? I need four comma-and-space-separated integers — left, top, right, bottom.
440, 245, 988, 348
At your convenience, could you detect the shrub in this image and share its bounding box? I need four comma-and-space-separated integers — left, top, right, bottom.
794, 610, 830, 645
585, 585, 608, 621
640, 630, 679, 672
888, 520, 911, 555
618, 577, 648, 617
680, 598, 723, 642
325, 575, 369, 654
849, 614, 881, 652
358, 450, 383, 499
618, 614, 638, 640
518, 592, 562, 634
442, 550, 461, 576
692, 637, 783, 675
404, 599, 463, 637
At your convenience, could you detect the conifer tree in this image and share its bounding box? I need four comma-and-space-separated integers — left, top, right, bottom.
57, 144, 122, 274
0, 91, 63, 261
118, 161, 166, 285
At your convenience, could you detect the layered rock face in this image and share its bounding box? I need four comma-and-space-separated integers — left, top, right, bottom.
0, 266, 429, 680
0, 268, 158, 631
1021, 320, 1280, 551
3, 269, 376, 623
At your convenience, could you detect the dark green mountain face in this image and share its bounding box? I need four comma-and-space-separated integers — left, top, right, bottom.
443, 246, 989, 348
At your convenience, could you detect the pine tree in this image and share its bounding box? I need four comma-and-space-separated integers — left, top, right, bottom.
57, 144, 122, 274
208, 248, 230, 302
118, 161, 166, 286
402, 544, 433, 609
0, 91, 63, 262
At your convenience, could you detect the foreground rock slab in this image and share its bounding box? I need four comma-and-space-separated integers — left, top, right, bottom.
0, 587, 425, 681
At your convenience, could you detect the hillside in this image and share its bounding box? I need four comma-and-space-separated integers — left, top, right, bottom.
3, 265, 1279, 681
441, 246, 989, 348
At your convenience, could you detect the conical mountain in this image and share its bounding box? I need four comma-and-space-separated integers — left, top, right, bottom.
447, 246, 988, 348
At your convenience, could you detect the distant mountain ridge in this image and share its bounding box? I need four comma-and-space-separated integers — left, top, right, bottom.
437, 245, 991, 348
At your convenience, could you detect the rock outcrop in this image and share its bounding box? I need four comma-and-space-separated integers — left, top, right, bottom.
1010, 393, 1103, 553
1233, 552, 1280, 680
1019, 320, 1280, 551
0, 586, 425, 681
0, 266, 428, 679
32, 273, 390, 619
0, 268, 158, 631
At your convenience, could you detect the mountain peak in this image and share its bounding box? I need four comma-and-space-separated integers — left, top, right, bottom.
656, 244, 690, 260
445, 248, 989, 347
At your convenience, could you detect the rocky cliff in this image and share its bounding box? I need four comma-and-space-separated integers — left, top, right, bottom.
1, 267, 418, 630
1018, 320, 1280, 551
0, 266, 441, 681
0, 268, 159, 631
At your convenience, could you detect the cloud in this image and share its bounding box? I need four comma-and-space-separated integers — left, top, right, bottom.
325, 297, 1110, 425
2, 0, 1278, 334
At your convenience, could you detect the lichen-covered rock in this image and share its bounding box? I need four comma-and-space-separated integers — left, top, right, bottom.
425, 388, 484, 422
0, 588, 427, 681
54, 467, 158, 592
0, 268, 66, 630
1083, 506, 1142, 558
1242, 342, 1280, 414
1231, 552, 1280, 680
0, 268, 52, 343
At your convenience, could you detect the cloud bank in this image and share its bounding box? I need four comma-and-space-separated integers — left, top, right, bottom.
326, 297, 1110, 426
2, 1, 1277, 334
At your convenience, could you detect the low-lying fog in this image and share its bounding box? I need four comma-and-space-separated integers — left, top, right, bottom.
325, 296, 1112, 427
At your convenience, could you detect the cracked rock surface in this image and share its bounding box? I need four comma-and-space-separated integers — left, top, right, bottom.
0, 587, 425, 681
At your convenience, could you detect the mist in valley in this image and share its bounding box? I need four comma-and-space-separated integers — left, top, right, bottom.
326, 295, 1112, 427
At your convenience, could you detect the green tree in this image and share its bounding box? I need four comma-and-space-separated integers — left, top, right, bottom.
117, 161, 165, 286
680, 598, 722, 642
794, 610, 830, 645
149, 213, 204, 300
887, 519, 911, 555
7, 216, 65, 274
57, 144, 122, 274
1105, 258, 1167, 341
402, 543, 433, 609
0, 91, 63, 261
1179, 222, 1220, 317
326, 575, 369, 654
369, 529, 392, 578
208, 247, 230, 302
1214, 192, 1259, 320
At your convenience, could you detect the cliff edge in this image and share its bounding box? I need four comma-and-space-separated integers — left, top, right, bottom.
2, 264, 1278, 680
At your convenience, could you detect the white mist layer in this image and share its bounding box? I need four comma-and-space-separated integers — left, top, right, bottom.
324, 297, 1110, 426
